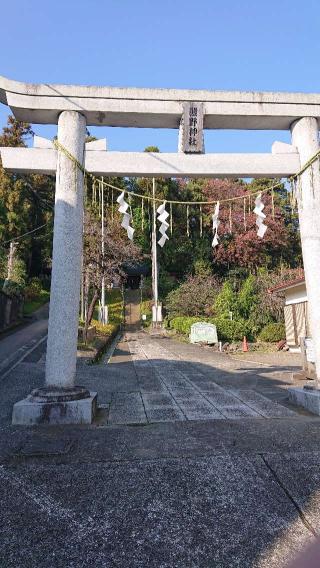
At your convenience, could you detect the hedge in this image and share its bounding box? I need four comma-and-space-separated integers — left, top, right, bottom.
165, 316, 250, 342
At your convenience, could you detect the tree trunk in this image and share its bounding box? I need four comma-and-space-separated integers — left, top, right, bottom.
84, 288, 99, 344
84, 271, 90, 323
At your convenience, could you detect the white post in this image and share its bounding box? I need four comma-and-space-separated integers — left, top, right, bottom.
45, 111, 86, 388
3, 240, 17, 290
152, 178, 159, 327
100, 178, 107, 324
291, 117, 320, 384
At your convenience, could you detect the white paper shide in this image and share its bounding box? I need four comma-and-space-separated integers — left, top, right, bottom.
254, 193, 268, 238
157, 202, 169, 247
212, 201, 220, 248
117, 191, 134, 240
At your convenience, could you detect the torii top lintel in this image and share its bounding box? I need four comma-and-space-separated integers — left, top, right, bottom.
1, 75, 320, 130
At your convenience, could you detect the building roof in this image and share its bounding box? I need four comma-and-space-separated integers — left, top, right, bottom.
268, 274, 305, 293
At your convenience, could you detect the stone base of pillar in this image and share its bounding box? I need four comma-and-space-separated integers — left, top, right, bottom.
12, 387, 97, 425
288, 386, 320, 415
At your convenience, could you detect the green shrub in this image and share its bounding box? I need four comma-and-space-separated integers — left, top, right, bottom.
259, 322, 286, 342
25, 277, 43, 300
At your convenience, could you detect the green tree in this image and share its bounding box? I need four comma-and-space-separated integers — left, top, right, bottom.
237, 274, 257, 319
0, 116, 54, 279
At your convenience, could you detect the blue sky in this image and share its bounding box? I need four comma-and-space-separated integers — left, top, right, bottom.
0, 0, 319, 153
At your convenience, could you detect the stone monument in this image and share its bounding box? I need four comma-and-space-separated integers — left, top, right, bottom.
190, 322, 218, 345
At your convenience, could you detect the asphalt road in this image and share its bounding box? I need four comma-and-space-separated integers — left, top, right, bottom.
0, 303, 48, 377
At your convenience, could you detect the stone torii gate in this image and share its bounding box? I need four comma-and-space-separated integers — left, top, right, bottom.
1, 76, 320, 423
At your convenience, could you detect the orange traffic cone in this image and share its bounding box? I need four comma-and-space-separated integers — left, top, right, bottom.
243, 336, 248, 352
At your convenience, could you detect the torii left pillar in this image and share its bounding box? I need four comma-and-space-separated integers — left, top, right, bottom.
12, 111, 97, 425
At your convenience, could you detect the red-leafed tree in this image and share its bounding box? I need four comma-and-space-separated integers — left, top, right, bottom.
196, 178, 300, 272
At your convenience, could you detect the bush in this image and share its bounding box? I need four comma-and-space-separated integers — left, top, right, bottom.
259, 322, 286, 342
2, 257, 27, 297
165, 275, 221, 317
248, 305, 274, 339
166, 316, 202, 335
193, 259, 212, 277
91, 288, 124, 331
91, 319, 119, 337
39, 275, 51, 291
158, 271, 177, 298
237, 274, 258, 320
141, 299, 152, 328
213, 282, 238, 319
2, 281, 24, 297
215, 317, 251, 342
25, 277, 43, 300
23, 289, 50, 315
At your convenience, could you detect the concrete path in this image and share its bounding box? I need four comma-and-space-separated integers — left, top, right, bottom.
124, 289, 141, 332
0, 330, 320, 567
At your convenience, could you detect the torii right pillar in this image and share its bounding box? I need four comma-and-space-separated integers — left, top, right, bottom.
290, 117, 320, 412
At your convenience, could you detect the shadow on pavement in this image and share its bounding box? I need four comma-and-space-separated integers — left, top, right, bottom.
0, 335, 318, 567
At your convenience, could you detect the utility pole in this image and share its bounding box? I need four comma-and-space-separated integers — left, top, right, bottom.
152, 178, 159, 327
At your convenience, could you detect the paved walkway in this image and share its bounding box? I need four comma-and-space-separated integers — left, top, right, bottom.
1, 329, 320, 568
103, 334, 297, 425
